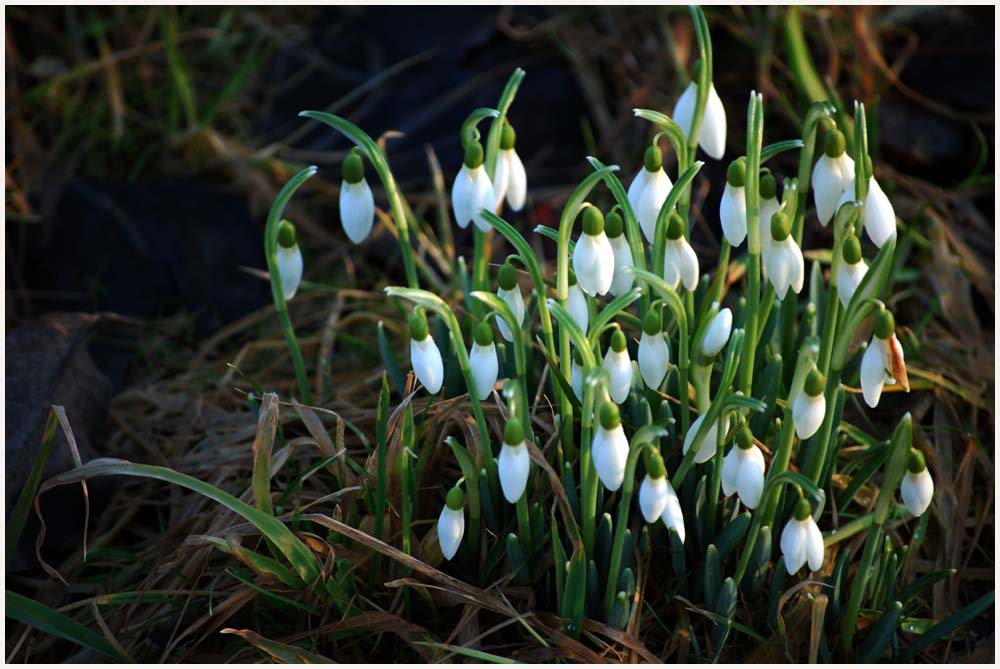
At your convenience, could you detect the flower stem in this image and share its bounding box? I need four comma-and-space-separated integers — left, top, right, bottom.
739, 93, 764, 396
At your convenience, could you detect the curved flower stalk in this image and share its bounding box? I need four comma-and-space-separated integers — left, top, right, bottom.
673, 75, 727, 160
628, 146, 674, 243
592, 402, 629, 491
836, 234, 868, 309
721, 423, 765, 509
811, 129, 854, 226
495, 261, 525, 343
662, 213, 699, 291
603, 328, 633, 405
900, 449, 934, 516
275, 220, 303, 301
408, 309, 444, 394
572, 206, 615, 296
452, 141, 497, 232
469, 322, 499, 401
437, 485, 465, 560
781, 498, 825, 574
493, 121, 527, 211
860, 308, 908, 408
701, 305, 733, 358
792, 367, 826, 439
605, 210, 635, 296
339, 150, 376, 244
637, 309, 669, 391
765, 211, 805, 300
498, 419, 531, 503
720, 158, 747, 246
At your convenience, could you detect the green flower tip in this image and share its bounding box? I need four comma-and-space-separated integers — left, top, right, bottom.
473, 321, 494, 346
824, 130, 847, 159
567, 269, 578, 286
409, 310, 429, 341
445, 485, 465, 510
794, 497, 812, 521
599, 401, 621, 430
498, 262, 518, 291
875, 309, 895, 339
726, 158, 746, 188
907, 449, 927, 474
504, 419, 524, 446
804, 368, 825, 397
770, 211, 791, 241
737, 424, 754, 450
605, 210, 624, 239
644, 145, 663, 173
610, 329, 627, 353
646, 450, 666, 479
500, 121, 517, 150
842, 235, 862, 264
464, 142, 484, 169
759, 172, 777, 200
343, 150, 365, 184
666, 212, 685, 240
277, 219, 297, 248
582, 206, 605, 236
642, 309, 662, 336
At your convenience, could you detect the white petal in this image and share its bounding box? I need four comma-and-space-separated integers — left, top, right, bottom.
637, 169, 672, 244
671, 82, 697, 145
766, 241, 791, 299
683, 414, 726, 464
804, 517, 825, 572
603, 348, 633, 405
864, 177, 896, 248
637, 332, 669, 390
836, 260, 868, 309
758, 196, 781, 261
835, 177, 858, 218
469, 342, 499, 401
677, 238, 700, 291
792, 391, 826, 440
592, 424, 629, 491
505, 149, 527, 212
860, 337, 886, 408
736, 446, 766, 509
410, 335, 444, 394
626, 167, 649, 218
901, 469, 934, 516
573, 233, 614, 296
451, 166, 475, 229
471, 169, 498, 232
608, 235, 635, 296
437, 506, 464, 560
720, 183, 747, 246
780, 519, 808, 574
276, 244, 303, 301
788, 240, 805, 296
660, 481, 685, 543
498, 441, 530, 503
721, 448, 741, 497
662, 242, 681, 290
568, 285, 589, 334
492, 150, 510, 209
496, 286, 526, 343
340, 180, 376, 244
811, 155, 851, 227
700, 83, 727, 160
639, 475, 669, 523
571, 360, 584, 401
702, 308, 732, 357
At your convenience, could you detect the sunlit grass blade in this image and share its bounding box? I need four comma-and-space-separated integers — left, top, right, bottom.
222, 628, 334, 663
6, 590, 126, 662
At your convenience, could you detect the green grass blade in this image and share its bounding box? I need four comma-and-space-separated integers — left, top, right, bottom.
7, 407, 59, 560
222, 628, 334, 663
900, 591, 995, 662
251, 393, 279, 516
6, 590, 125, 661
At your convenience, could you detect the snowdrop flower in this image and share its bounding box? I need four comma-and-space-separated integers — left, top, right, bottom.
498, 420, 530, 503
628, 146, 673, 244
605, 210, 635, 296
603, 329, 633, 405
836, 234, 868, 309
339, 150, 376, 244
721, 424, 766, 509
683, 412, 729, 464
719, 158, 747, 246
781, 498, 825, 574
765, 212, 805, 300
672, 77, 727, 160
275, 220, 303, 301
756, 172, 780, 255
835, 166, 897, 248
900, 449, 934, 516
570, 348, 584, 401
437, 486, 465, 560
469, 322, 499, 401
493, 121, 527, 212
592, 402, 629, 492
701, 306, 733, 358
792, 368, 826, 440
811, 129, 854, 227
409, 310, 443, 394
638, 451, 685, 543
567, 272, 590, 334
451, 141, 497, 231
662, 213, 699, 292
860, 309, 908, 408
637, 310, 669, 390
495, 262, 525, 343
572, 206, 615, 296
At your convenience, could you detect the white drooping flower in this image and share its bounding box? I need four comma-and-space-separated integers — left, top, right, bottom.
495, 262, 525, 343
572, 207, 615, 296
603, 329, 633, 405
452, 142, 497, 232
683, 412, 730, 465
721, 426, 766, 509
720, 159, 748, 246
811, 130, 855, 227
469, 322, 499, 401
498, 421, 530, 504
567, 277, 590, 334
605, 211, 634, 296
836, 235, 868, 309
637, 311, 669, 390
592, 402, 629, 492
860, 310, 907, 408
701, 306, 733, 357
340, 151, 376, 244
792, 368, 826, 440
275, 220, 303, 301
409, 311, 444, 394
662, 213, 699, 292
765, 212, 805, 300
638, 452, 685, 543
437, 486, 465, 560
900, 450, 934, 517
628, 146, 673, 244
660, 479, 686, 543
756, 173, 781, 257
836, 175, 897, 248
781, 499, 825, 574
494, 121, 527, 212
672, 79, 727, 160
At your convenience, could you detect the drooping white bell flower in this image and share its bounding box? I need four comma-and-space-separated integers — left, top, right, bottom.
572, 206, 615, 296
494, 121, 527, 212
452, 142, 497, 232
591, 402, 629, 492
437, 486, 465, 560
836, 234, 868, 309
720, 159, 747, 246
498, 420, 530, 504
627, 146, 674, 244
900, 449, 934, 517
570, 349, 584, 401
340, 151, 376, 244
409, 311, 444, 394
660, 479, 686, 544
811, 129, 855, 227
638, 451, 685, 543
672, 79, 727, 160
835, 174, 897, 248
567, 273, 590, 334
860, 309, 908, 408
495, 262, 525, 343
662, 213, 699, 292
605, 211, 635, 296
756, 172, 780, 257
603, 329, 633, 405
792, 368, 826, 440
469, 322, 499, 401
721, 425, 766, 509
781, 498, 825, 574
683, 412, 729, 465
275, 220, 303, 301
637, 310, 669, 390
701, 306, 733, 358
765, 212, 805, 300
